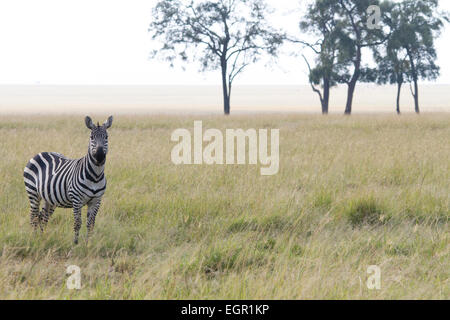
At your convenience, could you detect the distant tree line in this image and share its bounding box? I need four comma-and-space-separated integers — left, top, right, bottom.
149, 0, 448, 115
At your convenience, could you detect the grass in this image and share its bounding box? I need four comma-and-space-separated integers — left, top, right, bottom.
0, 114, 448, 299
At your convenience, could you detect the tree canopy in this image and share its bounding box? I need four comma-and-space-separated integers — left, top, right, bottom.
149, 0, 283, 114
149, 0, 448, 115
297, 0, 344, 114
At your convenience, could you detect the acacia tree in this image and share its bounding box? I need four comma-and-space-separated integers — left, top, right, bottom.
368, 1, 409, 114
149, 0, 283, 115
296, 0, 345, 114
335, 0, 389, 114
395, 0, 447, 114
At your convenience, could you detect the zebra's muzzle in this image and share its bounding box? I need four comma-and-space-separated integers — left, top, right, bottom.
94, 147, 106, 164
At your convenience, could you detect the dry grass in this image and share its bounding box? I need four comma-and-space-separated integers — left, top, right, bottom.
0, 114, 448, 299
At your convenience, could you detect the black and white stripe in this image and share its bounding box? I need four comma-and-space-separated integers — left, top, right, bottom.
23, 116, 113, 244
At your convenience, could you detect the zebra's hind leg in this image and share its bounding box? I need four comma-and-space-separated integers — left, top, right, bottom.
27, 193, 41, 231
39, 202, 56, 232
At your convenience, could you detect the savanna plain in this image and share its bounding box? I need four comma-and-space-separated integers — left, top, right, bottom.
0, 114, 448, 299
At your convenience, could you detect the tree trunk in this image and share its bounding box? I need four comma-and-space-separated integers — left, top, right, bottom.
413, 79, 419, 114
344, 46, 361, 115
396, 81, 402, 115
322, 79, 330, 115
406, 48, 420, 114
221, 58, 230, 115
224, 94, 230, 115
345, 81, 357, 115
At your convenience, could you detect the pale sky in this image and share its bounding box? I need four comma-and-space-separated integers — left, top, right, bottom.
0, 0, 449, 85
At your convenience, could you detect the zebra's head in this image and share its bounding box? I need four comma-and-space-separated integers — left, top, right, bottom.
85, 116, 113, 165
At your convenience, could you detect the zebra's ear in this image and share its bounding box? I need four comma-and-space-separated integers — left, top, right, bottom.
103, 115, 113, 129
85, 116, 94, 130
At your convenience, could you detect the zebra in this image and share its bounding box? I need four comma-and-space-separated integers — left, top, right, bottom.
23, 116, 113, 244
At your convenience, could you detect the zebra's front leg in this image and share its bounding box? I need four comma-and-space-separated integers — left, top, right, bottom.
72, 203, 83, 245
29, 200, 41, 231
86, 198, 101, 242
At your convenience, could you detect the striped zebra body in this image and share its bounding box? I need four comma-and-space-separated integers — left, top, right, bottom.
24, 151, 107, 207
23, 116, 113, 244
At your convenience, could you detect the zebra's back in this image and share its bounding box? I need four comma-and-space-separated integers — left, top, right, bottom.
24, 152, 78, 208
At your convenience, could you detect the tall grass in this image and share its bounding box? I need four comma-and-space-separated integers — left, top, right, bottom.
0, 114, 448, 299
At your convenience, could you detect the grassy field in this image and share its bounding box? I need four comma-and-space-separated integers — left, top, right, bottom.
0, 114, 448, 299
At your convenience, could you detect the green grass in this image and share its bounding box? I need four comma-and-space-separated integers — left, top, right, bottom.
0, 114, 448, 299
